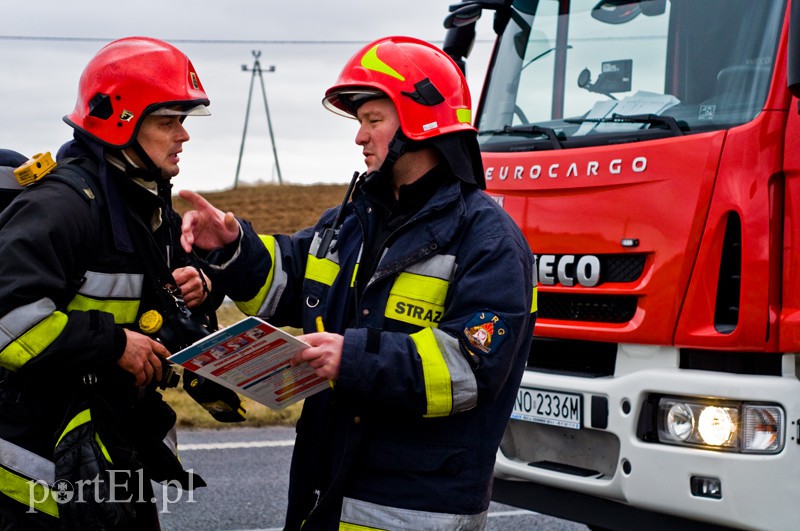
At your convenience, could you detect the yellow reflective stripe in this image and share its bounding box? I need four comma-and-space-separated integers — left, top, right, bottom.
410, 328, 452, 418
0, 311, 67, 371
67, 294, 139, 324
385, 295, 444, 328
393, 272, 448, 304
305, 255, 341, 287
54, 409, 113, 465
350, 263, 359, 288
94, 433, 113, 464
456, 108, 471, 124
385, 272, 448, 328
66, 270, 143, 323
236, 235, 277, 315
430, 328, 478, 413
532, 285, 538, 313
0, 466, 58, 518
340, 523, 383, 531
55, 409, 91, 448
361, 44, 405, 81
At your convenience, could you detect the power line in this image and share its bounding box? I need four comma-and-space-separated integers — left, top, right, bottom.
0, 35, 470, 45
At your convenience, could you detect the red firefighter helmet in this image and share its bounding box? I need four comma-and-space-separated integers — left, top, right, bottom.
322, 36, 475, 141
64, 36, 210, 148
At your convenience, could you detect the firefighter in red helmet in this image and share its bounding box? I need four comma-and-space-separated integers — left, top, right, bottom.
322, 35, 485, 189
180, 36, 537, 530
0, 37, 219, 530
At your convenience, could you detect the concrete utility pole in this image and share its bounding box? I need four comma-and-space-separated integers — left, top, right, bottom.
234, 50, 283, 187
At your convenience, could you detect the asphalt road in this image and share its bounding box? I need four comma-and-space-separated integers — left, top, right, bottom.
154, 426, 588, 531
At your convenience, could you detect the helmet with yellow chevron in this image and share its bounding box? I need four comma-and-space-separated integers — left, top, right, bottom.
323, 36, 484, 188
322, 36, 475, 141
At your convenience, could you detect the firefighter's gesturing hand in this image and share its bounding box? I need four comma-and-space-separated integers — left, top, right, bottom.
173, 266, 211, 309
179, 190, 240, 253
118, 329, 170, 386
292, 332, 343, 381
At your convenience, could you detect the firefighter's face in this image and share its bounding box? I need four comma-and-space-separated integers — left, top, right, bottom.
130, 113, 191, 178
355, 98, 400, 174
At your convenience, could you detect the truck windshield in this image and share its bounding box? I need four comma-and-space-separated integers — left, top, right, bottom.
477, 0, 785, 149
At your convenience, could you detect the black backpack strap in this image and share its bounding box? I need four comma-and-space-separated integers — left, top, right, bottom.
44, 158, 105, 224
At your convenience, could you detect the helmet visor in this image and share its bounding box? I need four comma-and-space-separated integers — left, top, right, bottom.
150, 103, 211, 117
323, 89, 386, 118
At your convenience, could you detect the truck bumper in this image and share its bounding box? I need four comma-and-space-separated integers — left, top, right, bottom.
494, 344, 800, 531
492, 477, 734, 531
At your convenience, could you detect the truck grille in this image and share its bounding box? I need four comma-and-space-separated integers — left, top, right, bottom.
539, 293, 637, 323
604, 254, 646, 282
536, 254, 644, 323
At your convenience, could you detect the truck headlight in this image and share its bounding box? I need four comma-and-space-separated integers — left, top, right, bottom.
666, 402, 694, 441
657, 397, 783, 454
697, 406, 735, 446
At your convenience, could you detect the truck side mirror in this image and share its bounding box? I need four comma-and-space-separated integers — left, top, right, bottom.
640, 0, 666, 17
444, 24, 477, 74
444, 2, 484, 28
443, 0, 510, 74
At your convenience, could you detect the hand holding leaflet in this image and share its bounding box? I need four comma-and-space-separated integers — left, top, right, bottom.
299, 316, 337, 389
168, 316, 330, 410
293, 319, 343, 383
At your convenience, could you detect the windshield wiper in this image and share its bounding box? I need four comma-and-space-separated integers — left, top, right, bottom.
566, 113, 686, 135
479, 124, 563, 149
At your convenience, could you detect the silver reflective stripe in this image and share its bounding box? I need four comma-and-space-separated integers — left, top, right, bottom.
0, 298, 56, 351
309, 231, 342, 265
406, 254, 456, 279
207, 221, 245, 270
0, 437, 54, 484
430, 328, 478, 413
234, 235, 289, 317
257, 244, 288, 317
79, 271, 144, 299
163, 426, 179, 458
370, 251, 457, 287
340, 497, 488, 531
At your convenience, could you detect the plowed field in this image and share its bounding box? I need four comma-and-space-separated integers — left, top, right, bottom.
173, 183, 350, 235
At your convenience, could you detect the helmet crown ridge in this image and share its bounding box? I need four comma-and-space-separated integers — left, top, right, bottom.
323, 36, 475, 141
64, 36, 210, 148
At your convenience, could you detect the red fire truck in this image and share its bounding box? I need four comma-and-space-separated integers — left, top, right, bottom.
444, 1, 800, 529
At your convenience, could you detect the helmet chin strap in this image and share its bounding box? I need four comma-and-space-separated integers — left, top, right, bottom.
378, 128, 411, 175
120, 141, 173, 203
126, 141, 164, 182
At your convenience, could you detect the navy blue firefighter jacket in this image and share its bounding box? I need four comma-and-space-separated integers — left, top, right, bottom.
209, 168, 537, 530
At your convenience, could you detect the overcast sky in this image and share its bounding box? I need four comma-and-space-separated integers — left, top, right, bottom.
0, 1, 494, 191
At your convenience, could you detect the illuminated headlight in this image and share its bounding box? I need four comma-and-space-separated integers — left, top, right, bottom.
657, 397, 784, 453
